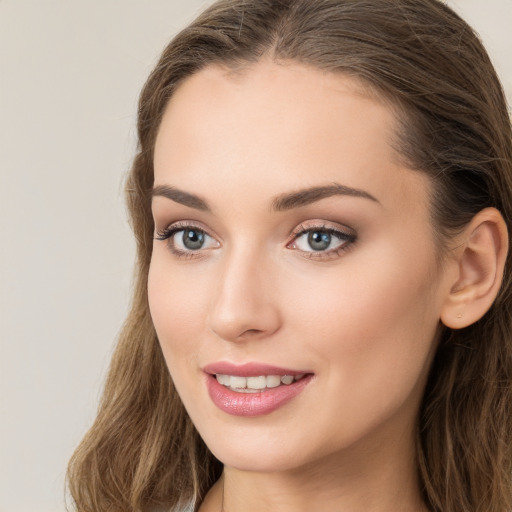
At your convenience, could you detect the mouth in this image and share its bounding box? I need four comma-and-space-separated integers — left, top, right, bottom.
214, 373, 307, 393
203, 362, 314, 416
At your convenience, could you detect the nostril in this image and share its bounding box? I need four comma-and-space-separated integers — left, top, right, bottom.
239, 328, 263, 338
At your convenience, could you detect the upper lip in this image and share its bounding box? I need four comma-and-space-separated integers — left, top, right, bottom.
203, 361, 311, 377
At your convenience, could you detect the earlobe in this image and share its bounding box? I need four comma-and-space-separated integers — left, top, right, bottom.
440, 208, 508, 329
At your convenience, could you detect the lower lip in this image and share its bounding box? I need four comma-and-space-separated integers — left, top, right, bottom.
206, 374, 313, 417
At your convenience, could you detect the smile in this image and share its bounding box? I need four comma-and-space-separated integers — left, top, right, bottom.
215, 373, 306, 393
204, 363, 313, 416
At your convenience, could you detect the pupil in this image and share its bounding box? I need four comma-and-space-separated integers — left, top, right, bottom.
308, 231, 331, 251
183, 229, 204, 250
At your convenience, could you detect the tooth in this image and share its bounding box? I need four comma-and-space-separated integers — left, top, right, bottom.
230, 376, 247, 389
247, 376, 266, 389
281, 375, 294, 385
216, 374, 230, 386
266, 375, 281, 388
234, 387, 260, 394
294, 374, 305, 381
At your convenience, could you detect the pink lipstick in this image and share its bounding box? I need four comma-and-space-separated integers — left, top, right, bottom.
203, 362, 313, 417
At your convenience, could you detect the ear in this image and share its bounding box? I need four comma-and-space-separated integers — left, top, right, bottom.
441, 207, 508, 329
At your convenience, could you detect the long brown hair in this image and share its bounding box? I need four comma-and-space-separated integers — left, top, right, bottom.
67, 1, 512, 511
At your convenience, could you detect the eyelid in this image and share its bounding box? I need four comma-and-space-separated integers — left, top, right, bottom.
155, 219, 219, 238
287, 220, 357, 259
289, 220, 356, 239
154, 220, 221, 259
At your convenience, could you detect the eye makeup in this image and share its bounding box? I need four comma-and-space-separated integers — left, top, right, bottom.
154, 219, 357, 262
155, 221, 219, 260
286, 221, 357, 261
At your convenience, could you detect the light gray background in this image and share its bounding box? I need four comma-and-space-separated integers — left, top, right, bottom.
1, 1, 511, 511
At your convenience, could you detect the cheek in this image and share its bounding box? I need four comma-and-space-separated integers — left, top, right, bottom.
284, 242, 441, 413
287, 245, 438, 339
148, 258, 212, 428
147, 255, 209, 370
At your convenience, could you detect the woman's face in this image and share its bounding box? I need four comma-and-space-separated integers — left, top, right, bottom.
149, 61, 453, 473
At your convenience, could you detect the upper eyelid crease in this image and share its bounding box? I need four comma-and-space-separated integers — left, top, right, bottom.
151, 183, 379, 213
155, 221, 211, 238
293, 221, 354, 235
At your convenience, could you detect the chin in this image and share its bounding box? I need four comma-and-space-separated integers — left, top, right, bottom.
208, 442, 304, 473
192, 418, 320, 473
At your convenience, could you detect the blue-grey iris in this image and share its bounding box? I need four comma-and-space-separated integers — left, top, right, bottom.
183, 229, 205, 250
308, 231, 331, 251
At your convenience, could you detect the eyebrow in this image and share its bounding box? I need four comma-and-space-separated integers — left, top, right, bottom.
151, 183, 379, 212
152, 185, 210, 211
271, 183, 379, 211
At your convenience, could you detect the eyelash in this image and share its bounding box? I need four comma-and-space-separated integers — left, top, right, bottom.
289, 223, 357, 260
154, 221, 357, 261
154, 221, 215, 260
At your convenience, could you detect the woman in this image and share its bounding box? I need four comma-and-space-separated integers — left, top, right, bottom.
67, 1, 512, 511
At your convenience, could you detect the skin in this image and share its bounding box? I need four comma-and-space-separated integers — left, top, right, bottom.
148, 60, 458, 512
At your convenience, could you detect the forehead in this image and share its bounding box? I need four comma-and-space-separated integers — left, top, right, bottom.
153, 60, 429, 214
158, 60, 393, 149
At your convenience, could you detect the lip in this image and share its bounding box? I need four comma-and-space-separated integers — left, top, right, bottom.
203, 361, 310, 377
203, 362, 314, 417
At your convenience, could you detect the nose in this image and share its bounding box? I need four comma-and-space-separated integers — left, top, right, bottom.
208, 247, 282, 342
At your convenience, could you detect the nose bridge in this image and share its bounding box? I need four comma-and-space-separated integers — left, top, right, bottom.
208, 241, 281, 342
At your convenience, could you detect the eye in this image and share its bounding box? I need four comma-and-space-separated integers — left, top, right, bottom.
288, 223, 356, 259
155, 223, 219, 258
175, 228, 208, 251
